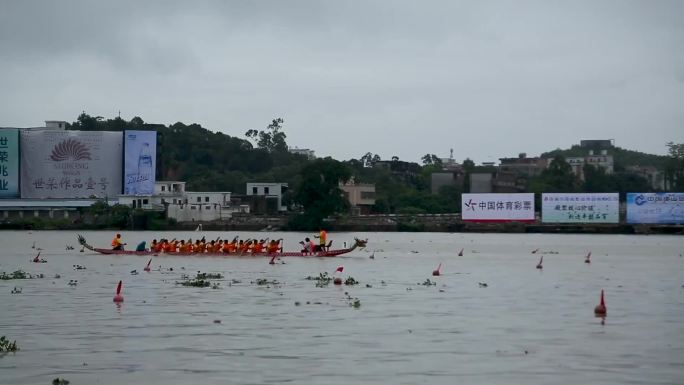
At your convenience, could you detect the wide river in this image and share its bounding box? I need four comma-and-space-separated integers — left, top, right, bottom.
1, 231, 683, 384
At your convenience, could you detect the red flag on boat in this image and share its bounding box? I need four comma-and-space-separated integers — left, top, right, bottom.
335, 266, 344, 273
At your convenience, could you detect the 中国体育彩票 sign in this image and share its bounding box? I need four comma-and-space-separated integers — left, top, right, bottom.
461, 193, 535, 222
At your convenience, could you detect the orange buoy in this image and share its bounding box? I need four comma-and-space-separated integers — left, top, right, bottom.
432, 263, 442, 276
594, 290, 606, 316
536, 256, 543, 269
113, 280, 124, 303
585, 252, 591, 264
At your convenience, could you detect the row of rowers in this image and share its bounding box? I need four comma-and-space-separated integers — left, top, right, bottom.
150, 237, 284, 254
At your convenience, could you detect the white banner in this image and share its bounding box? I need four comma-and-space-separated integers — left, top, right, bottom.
542, 193, 619, 223
124, 130, 156, 195
462, 193, 535, 222
20, 130, 123, 198
626, 193, 684, 224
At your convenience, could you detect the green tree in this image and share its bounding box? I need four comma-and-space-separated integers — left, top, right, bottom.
665, 142, 684, 190
291, 158, 352, 228
245, 118, 287, 153
421, 154, 442, 166
530, 155, 578, 193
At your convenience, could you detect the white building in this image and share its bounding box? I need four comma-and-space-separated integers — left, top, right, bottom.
289, 147, 316, 159
564, 149, 614, 180
118, 181, 242, 222
246, 182, 288, 211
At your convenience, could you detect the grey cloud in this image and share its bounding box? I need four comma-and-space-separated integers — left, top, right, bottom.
1, 0, 682, 163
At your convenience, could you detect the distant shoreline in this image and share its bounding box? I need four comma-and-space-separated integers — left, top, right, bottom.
1, 215, 682, 235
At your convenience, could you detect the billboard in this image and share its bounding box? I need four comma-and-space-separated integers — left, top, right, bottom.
20, 130, 123, 198
462, 193, 535, 222
626, 193, 684, 224
0, 129, 20, 198
542, 193, 619, 223
123, 130, 156, 195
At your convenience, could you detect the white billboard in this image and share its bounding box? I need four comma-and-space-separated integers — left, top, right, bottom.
124, 130, 156, 195
20, 130, 123, 198
462, 193, 535, 222
542, 193, 619, 223
626, 193, 684, 224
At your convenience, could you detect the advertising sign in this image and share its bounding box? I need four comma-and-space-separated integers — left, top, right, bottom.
0, 129, 19, 197
542, 193, 619, 223
20, 130, 123, 198
124, 130, 156, 195
462, 193, 535, 222
626, 193, 684, 224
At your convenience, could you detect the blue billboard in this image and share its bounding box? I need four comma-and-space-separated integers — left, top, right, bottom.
124, 130, 156, 195
0, 129, 19, 197
626, 193, 684, 224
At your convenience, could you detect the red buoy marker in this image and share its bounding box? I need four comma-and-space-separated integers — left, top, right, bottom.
594, 290, 606, 316
143, 259, 152, 272
536, 256, 543, 269
458, 248, 464, 257
333, 266, 344, 284
585, 252, 591, 264
113, 280, 124, 303
432, 263, 442, 276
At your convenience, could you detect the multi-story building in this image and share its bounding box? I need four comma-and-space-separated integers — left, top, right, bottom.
565, 149, 614, 180
288, 147, 316, 160
246, 183, 288, 212
339, 178, 376, 215
499, 153, 548, 178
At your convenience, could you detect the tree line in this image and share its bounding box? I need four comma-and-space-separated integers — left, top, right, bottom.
68, 113, 682, 228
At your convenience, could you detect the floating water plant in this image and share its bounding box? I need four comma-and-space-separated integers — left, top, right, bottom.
196, 272, 223, 279
178, 279, 211, 287
305, 272, 332, 287
0, 270, 44, 280
254, 278, 279, 286
420, 279, 437, 286
344, 277, 359, 286
52, 378, 70, 385
0, 336, 19, 353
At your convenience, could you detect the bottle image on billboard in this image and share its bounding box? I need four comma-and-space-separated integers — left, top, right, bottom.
125, 141, 153, 195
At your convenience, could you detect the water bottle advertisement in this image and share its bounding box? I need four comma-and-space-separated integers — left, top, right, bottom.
124, 130, 156, 195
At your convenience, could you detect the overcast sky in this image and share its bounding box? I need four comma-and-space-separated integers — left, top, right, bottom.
1, 1, 682, 164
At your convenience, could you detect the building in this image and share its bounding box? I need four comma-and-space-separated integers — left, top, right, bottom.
499, 153, 547, 178
289, 147, 316, 159
626, 165, 665, 190
117, 181, 237, 222
469, 173, 493, 193
580, 139, 614, 149
564, 149, 614, 180
431, 171, 463, 194
339, 178, 376, 215
0, 198, 104, 221
246, 183, 288, 212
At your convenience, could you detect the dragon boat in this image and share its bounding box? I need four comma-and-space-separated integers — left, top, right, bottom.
77, 235, 367, 258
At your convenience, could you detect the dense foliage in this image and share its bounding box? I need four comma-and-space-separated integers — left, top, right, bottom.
67, 113, 680, 220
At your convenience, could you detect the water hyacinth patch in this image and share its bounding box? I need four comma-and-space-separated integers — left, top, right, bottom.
0, 336, 19, 353
0, 270, 44, 280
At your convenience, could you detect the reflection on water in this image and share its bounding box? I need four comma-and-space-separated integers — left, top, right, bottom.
1, 231, 683, 385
